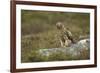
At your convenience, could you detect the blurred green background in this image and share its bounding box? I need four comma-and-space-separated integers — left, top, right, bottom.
21, 10, 90, 62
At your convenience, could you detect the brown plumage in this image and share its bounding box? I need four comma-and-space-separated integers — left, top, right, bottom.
56, 22, 75, 47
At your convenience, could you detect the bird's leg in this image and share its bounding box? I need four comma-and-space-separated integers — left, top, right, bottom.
59, 39, 65, 48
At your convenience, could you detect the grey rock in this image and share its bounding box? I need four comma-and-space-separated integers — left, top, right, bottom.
34, 38, 90, 61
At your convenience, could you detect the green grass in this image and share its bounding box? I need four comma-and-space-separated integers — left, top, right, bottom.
21, 10, 90, 62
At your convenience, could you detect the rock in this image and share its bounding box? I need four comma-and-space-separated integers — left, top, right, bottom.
31, 38, 90, 61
